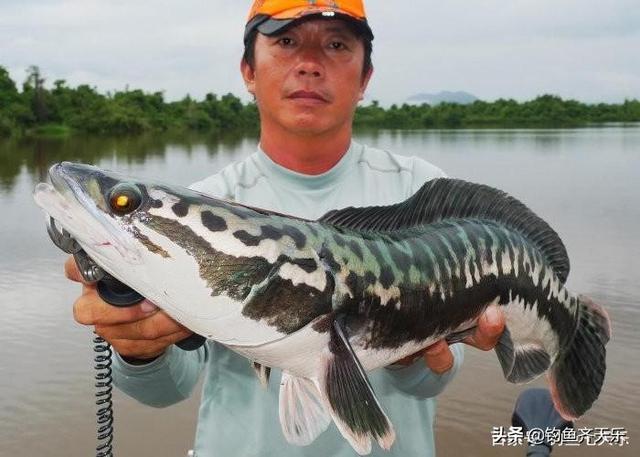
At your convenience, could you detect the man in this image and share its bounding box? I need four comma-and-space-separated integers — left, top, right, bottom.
65, 1, 505, 455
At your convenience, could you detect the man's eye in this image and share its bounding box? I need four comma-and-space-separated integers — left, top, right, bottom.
278, 37, 294, 46
329, 41, 347, 50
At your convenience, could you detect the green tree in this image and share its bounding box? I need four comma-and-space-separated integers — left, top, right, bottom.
0, 66, 19, 105
24, 65, 50, 123
0, 66, 19, 135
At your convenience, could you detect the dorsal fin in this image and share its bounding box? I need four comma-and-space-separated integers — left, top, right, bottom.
319, 178, 570, 283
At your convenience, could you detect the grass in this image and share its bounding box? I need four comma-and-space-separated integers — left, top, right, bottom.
28, 124, 72, 137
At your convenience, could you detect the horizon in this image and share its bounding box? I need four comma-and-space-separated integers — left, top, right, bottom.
1, 0, 638, 105
5, 65, 639, 107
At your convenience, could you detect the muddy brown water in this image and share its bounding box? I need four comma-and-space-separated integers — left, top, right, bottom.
1, 126, 638, 456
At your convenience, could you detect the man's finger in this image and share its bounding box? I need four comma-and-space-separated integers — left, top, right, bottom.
464, 304, 505, 351
95, 311, 187, 341
73, 295, 159, 326
423, 340, 454, 374
111, 329, 192, 359
64, 256, 85, 283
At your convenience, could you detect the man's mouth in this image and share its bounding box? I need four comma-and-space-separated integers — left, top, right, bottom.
287, 90, 329, 102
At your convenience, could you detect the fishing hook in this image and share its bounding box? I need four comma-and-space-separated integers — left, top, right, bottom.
46, 216, 106, 283
46, 216, 81, 254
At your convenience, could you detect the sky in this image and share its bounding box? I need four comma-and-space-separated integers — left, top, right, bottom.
1, 0, 639, 105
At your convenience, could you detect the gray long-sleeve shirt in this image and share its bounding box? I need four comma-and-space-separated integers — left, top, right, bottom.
113, 141, 464, 456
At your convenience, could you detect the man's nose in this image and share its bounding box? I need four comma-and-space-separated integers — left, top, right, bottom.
297, 66, 322, 77
294, 52, 324, 78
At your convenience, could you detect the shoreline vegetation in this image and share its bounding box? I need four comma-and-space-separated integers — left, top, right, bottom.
1, 65, 639, 138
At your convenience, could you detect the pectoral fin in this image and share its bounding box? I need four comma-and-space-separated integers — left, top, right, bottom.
317, 314, 396, 455
278, 372, 331, 446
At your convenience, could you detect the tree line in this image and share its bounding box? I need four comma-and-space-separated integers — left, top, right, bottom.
0, 66, 259, 137
1, 65, 639, 137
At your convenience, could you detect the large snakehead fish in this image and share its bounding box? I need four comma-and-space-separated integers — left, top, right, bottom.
34, 162, 610, 455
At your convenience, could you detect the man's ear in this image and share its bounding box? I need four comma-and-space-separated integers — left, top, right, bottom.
240, 59, 256, 96
358, 66, 374, 101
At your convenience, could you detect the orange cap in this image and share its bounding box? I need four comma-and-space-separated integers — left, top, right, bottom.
244, 0, 373, 43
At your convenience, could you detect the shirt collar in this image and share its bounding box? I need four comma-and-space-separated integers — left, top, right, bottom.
253, 141, 361, 190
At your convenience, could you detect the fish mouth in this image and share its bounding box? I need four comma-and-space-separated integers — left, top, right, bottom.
33, 162, 141, 265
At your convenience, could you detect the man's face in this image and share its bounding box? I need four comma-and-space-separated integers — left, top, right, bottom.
242, 18, 372, 137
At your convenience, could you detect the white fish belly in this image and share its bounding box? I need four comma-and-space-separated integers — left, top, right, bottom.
227, 324, 331, 378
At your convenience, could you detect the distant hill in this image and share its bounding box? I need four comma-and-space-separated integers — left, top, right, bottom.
405, 91, 479, 106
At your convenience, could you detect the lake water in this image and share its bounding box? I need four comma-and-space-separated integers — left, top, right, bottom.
1, 127, 638, 456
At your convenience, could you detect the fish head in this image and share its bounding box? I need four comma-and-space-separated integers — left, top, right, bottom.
34, 162, 214, 276
33, 161, 232, 320
33, 161, 190, 278
35, 161, 259, 287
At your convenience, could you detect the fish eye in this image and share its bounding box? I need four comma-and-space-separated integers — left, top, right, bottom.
108, 183, 143, 215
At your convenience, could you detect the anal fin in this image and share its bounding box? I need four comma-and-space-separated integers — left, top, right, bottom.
279, 372, 331, 446
317, 315, 396, 455
495, 328, 551, 383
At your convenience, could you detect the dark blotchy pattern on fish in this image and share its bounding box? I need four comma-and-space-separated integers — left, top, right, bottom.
283, 256, 320, 274
145, 214, 270, 299
142, 214, 334, 334
234, 226, 284, 246
172, 201, 189, 217
243, 271, 334, 332
201, 211, 228, 232
233, 224, 308, 250
163, 186, 311, 223
329, 219, 577, 350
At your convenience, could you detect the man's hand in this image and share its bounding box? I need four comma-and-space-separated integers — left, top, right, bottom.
396, 304, 505, 374
65, 256, 192, 360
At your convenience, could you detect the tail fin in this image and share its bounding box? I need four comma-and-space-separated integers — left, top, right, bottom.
548, 295, 611, 420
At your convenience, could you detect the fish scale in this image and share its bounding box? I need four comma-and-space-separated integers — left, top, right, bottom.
34, 162, 611, 456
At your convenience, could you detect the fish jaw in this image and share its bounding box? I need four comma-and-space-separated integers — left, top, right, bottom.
33, 163, 143, 267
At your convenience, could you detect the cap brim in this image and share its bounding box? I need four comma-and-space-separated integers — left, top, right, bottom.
257, 17, 296, 36
244, 12, 373, 43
